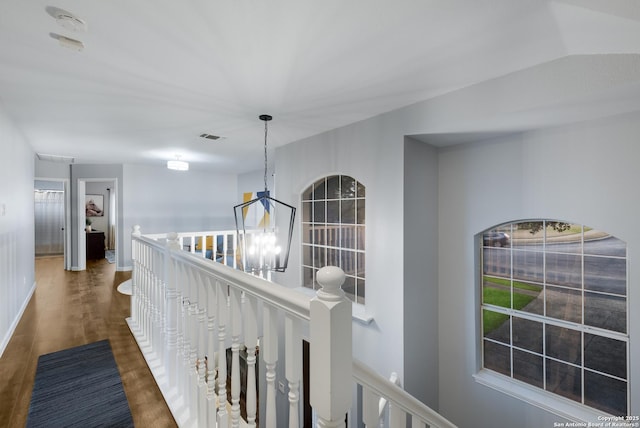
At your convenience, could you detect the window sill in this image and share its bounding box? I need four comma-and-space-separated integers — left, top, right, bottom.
473, 370, 609, 423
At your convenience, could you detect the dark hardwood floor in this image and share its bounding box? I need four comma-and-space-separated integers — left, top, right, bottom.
0, 256, 177, 427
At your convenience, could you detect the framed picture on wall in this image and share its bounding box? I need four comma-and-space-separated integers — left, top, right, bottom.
85, 194, 104, 217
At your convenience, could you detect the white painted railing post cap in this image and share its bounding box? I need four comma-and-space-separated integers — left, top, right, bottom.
316, 266, 345, 291
132, 225, 141, 236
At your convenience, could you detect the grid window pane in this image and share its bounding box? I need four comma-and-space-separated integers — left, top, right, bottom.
513, 250, 543, 283
302, 186, 313, 201
302, 175, 365, 303
513, 317, 542, 354
303, 267, 314, 288
313, 179, 326, 199
483, 247, 511, 277
483, 310, 510, 344
545, 252, 582, 288
313, 225, 326, 246
584, 292, 626, 334
584, 256, 626, 295
484, 340, 511, 377
584, 232, 626, 257
357, 199, 365, 224
343, 276, 355, 301
340, 226, 356, 249
302, 201, 312, 223
584, 371, 627, 416
545, 286, 582, 324
546, 359, 581, 404
341, 199, 356, 224
545, 324, 581, 365
341, 176, 356, 198
480, 220, 628, 415
313, 201, 325, 222
326, 175, 340, 199
327, 200, 340, 223
513, 349, 543, 388
357, 252, 365, 278
302, 245, 312, 267
584, 334, 626, 379
356, 226, 365, 250
356, 279, 365, 303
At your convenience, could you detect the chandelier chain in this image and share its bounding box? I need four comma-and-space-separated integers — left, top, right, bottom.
264, 118, 268, 193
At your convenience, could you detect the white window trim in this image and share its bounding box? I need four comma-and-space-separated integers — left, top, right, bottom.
474, 370, 611, 423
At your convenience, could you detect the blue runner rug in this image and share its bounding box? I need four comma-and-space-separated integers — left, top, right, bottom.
27, 340, 134, 428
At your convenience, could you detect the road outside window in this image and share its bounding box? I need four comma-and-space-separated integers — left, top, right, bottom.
481, 220, 628, 415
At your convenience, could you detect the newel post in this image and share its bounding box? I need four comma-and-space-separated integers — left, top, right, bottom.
310, 266, 352, 428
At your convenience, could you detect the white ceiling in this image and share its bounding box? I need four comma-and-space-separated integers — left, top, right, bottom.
1, 0, 639, 172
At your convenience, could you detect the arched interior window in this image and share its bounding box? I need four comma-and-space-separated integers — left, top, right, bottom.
301, 175, 365, 303
480, 221, 628, 415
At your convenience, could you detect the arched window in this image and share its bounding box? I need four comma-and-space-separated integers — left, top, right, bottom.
480, 220, 628, 415
301, 175, 365, 303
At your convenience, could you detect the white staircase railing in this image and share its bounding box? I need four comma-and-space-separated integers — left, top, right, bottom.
127, 226, 456, 428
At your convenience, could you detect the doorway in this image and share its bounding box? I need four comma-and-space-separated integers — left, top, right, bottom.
34, 179, 70, 270
76, 178, 118, 271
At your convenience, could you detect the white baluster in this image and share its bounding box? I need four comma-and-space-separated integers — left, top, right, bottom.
389, 402, 405, 428
206, 276, 218, 427
165, 233, 180, 392
263, 304, 278, 428
285, 314, 301, 428
362, 386, 379, 428
131, 226, 141, 326
175, 262, 186, 404
310, 266, 352, 428
217, 281, 229, 427
230, 287, 242, 428
244, 294, 258, 427
412, 415, 427, 428
187, 268, 199, 425
196, 271, 208, 426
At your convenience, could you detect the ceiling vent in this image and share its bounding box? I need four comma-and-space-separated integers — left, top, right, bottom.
200, 133, 222, 140
37, 153, 75, 163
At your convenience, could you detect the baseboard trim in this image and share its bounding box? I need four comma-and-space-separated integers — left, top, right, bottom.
0, 281, 36, 358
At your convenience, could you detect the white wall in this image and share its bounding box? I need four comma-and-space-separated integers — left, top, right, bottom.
275, 115, 408, 382
0, 104, 35, 357
437, 112, 640, 427
271, 54, 640, 427
122, 164, 238, 267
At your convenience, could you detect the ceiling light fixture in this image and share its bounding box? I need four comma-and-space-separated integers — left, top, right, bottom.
234, 115, 296, 275
167, 156, 189, 171
49, 33, 84, 51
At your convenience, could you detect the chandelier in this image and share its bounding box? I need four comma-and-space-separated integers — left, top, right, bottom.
234, 115, 296, 274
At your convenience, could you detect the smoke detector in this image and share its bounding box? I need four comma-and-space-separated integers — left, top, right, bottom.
46, 7, 87, 32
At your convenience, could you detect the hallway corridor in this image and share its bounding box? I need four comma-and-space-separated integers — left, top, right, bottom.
0, 256, 177, 427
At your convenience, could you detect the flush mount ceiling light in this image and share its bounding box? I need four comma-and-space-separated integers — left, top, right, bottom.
49, 33, 84, 51
234, 115, 296, 275
167, 156, 189, 171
